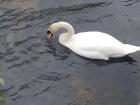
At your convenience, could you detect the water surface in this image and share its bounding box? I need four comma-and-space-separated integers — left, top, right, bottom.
0, 0, 140, 105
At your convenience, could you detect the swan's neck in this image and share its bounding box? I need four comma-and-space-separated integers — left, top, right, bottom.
58, 22, 74, 46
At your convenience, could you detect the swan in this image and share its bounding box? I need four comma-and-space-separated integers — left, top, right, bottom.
47, 22, 140, 60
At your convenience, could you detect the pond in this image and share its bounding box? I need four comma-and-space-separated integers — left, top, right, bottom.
0, 0, 140, 105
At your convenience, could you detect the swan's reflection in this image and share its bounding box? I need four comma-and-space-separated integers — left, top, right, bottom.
83, 55, 137, 66
46, 39, 71, 60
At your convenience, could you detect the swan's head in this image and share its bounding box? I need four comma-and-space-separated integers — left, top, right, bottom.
47, 23, 59, 39
47, 22, 74, 40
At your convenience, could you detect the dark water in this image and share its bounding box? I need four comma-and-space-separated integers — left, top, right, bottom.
0, 0, 140, 105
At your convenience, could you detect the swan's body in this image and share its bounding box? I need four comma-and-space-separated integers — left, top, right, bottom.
47, 22, 140, 60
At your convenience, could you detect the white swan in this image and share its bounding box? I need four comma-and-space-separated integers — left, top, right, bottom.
47, 22, 140, 60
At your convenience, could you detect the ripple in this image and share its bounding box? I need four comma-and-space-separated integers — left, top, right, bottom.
9, 92, 18, 97
121, 0, 140, 6
31, 56, 40, 61
19, 83, 31, 91
1, 85, 14, 92
11, 95, 22, 101
8, 60, 30, 70
45, 39, 71, 60
37, 72, 72, 82
77, 13, 114, 23
44, 1, 113, 16
19, 50, 28, 55
4, 49, 14, 56
33, 85, 52, 97
14, 35, 40, 47
5, 56, 20, 62
0, 1, 113, 30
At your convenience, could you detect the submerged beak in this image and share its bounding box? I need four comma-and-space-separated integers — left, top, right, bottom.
47, 30, 53, 39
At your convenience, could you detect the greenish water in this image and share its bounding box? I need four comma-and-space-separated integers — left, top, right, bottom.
0, 91, 5, 105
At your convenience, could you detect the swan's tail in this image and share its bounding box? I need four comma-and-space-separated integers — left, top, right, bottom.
125, 44, 140, 54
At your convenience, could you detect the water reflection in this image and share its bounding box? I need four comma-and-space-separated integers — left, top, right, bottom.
121, 0, 139, 6
82, 55, 137, 66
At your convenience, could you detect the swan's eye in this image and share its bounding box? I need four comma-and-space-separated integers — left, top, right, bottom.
47, 30, 53, 39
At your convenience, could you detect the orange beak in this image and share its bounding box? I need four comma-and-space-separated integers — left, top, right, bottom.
47, 30, 53, 39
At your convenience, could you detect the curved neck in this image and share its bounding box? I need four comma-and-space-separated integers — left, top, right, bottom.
57, 22, 74, 46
